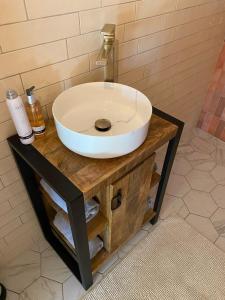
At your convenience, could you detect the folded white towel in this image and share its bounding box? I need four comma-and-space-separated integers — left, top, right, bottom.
40, 179, 99, 222
53, 211, 103, 258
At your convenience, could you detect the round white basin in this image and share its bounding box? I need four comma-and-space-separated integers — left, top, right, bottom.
52, 82, 152, 159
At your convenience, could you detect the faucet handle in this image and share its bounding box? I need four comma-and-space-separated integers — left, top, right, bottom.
101, 24, 115, 37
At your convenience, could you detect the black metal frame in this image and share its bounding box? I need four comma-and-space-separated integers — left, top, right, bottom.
7, 106, 184, 290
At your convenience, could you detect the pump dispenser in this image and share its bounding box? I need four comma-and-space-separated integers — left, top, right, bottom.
25, 86, 46, 136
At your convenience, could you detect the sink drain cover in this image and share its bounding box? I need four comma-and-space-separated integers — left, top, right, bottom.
95, 119, 111, 132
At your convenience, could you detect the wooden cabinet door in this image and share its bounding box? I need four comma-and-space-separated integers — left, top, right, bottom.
109, 154, 155, 251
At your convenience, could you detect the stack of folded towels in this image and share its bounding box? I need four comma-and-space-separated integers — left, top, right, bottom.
40, 179, 103, 258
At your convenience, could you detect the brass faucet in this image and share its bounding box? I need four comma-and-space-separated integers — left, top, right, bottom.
96, 24, 115, 82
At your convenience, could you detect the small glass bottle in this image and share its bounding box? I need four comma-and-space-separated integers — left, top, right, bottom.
25, 86, 46, 136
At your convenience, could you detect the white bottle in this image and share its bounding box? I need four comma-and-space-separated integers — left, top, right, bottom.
6, 89, 34, 145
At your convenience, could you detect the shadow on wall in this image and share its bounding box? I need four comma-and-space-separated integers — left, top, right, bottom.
198, 43, 225, 141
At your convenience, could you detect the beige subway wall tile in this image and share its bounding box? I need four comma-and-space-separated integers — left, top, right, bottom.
24, 0, 101, 19
0, 40, 67, 79
0, 14, 79, 52
177, 0, 213, 10
138, 27, 175, 53
124, 15, 164, 41
0, 156, 16, 176
118, 66, 145, 85
136, 0, 177, 20
102, 0, 134, 5
0, 218, 22, 239
174, 13, 225, 40
65, 68, 104, 89
34, 82, 65, 106
67, 31, 102, 58
118, 40, 138, 60
4, 219, 39, 244
8, 191, 29, 208
0, 0, 27, 25
0, 201, 11, 217
21, 54, 89, 89
1, 168, 20, 187
0, 102, 10, 123
0, 120, 16, 143
0, 141, 11, 160
0, 180, 25, 204
20, 208, 36, 224
0, 76, 24, 102
0, 201, 31, 228
79, 3, 135, 33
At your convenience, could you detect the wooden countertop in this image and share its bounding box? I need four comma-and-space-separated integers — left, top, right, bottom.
32, 115, 178, 198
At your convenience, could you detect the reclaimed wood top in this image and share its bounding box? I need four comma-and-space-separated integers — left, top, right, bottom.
32, 115, 178, 198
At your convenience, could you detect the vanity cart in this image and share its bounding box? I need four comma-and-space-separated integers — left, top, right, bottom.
8, 107, 184, 290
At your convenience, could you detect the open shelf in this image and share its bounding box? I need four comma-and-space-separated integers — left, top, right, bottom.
91, 248, 110, 273
150, 172, 161, 190
39, 184, 108, 242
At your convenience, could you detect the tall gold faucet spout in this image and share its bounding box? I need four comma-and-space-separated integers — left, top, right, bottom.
96, 24, 115, 82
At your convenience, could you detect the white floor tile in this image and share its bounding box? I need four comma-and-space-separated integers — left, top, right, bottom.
211, 208, 225, 236
186, 170, 216, 192
160, 194, 186, 220
6, 291, 19, 300
0, 250, 40, 293
186, 214, 218, 242
183, 190, 217, 217
211, 185, 225, 208
41, 248, 71, 283
63, 276, 85, 300
215, 237, 225, 253
166, 174, 190, 197
19, 277, 62, 300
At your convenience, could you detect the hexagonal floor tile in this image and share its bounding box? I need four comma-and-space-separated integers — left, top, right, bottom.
166, 174, 190, 197
0, 250, 40, 293
211, 148, 225, 166
215, 236, 225, 253
211, 185, 225, 208
30, 237, 50, 253
177, 144, 194, 155
63, 275, 85, 300
6, 291, 19, 300
186, 214, 218, 242
20, 277, 62, 300
192, 128, 213, 141
183, 190, 217, 217
193, 161, 216, 172
185, 169, 216, 192
186, 152, 212, 162
211, 208, 225, 236
211, 165, 225, 184
41, 248, 71, 283
191, 136, 215, 154
160, 194, 189, 220
172, 157, 192, 176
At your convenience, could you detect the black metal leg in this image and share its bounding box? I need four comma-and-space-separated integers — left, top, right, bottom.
67, 199, 93, 290
11, 148, 86, 287
151, 126, 183, 225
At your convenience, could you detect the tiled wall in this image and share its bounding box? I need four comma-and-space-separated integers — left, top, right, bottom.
0, 0, 225, 265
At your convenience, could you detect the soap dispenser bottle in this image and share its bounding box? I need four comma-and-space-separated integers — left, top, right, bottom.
25, 86, 46, 136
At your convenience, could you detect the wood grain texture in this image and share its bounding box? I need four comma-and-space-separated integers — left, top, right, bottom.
32, 115, 177, 198
109, 154, 155, 251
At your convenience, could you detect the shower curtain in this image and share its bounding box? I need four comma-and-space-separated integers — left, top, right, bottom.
198, 44, 225, 141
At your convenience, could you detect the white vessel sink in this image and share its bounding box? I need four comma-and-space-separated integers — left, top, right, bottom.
52, 82, 152, 159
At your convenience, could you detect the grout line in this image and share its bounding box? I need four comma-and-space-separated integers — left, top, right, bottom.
22, 0, 29, 20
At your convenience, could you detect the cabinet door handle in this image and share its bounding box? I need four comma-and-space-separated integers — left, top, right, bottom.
111, 189, 122, 211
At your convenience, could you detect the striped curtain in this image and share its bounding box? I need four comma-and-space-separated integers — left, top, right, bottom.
198, 44, 225, 141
